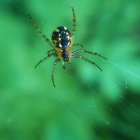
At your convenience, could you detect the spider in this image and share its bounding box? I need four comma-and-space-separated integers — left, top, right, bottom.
28, 8, 107, 87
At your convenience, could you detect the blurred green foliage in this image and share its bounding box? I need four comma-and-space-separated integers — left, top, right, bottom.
0, 0, 140, 140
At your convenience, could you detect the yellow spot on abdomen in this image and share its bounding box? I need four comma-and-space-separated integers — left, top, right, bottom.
55, 29, 59, 32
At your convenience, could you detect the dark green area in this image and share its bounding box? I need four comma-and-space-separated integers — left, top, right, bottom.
0, 0, 140, 140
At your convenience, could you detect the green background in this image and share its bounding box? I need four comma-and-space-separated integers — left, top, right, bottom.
0, 0, 140, 140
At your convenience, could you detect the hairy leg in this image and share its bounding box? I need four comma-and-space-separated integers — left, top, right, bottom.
35, 56, 50, 68
71, 7, 76, 36
35, 53, 55, 68
51, 59, 60, 87
72, 49, 107, 60
73, 55, 102, 71
28, 14, 54, 48
72, 43, 83, 47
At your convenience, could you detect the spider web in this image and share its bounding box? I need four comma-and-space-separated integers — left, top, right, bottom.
85, 57, 140, 129
108, 60, 140, 81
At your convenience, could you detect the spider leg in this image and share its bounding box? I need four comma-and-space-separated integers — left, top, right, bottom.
28, 14, 54, 48
35, 56, 49, 69
51, 59, 60, 87
71, 7, 76, 41
48, 49, 55, 56
72, 43, 83, 47
73, 55, 102, 71
72, 49, 107, 60
35, 53, 55, 68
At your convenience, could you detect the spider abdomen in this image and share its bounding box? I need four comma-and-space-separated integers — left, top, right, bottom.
52, 26, 72, 61
52, 26, 72, 49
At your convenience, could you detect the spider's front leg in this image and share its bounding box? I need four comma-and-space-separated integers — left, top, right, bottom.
71, 7, 76, 37
70, 7, 76, 44
28, 14, 54, 49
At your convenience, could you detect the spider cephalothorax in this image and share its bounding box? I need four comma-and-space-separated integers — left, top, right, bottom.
28, 8, 107, 87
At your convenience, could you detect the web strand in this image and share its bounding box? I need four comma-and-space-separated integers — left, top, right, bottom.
107, 60, 140, 79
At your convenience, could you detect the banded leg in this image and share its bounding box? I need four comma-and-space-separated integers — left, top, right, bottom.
73, 55, 102, 71
28, 14, 54, 48
35, 53, 55, 68
72, 43, 83, 47
71, 7, 76, 37
48, 49, 55, 56
35, 56, 49, 68
51, 59, 60, 87
72, 49, 107, 60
